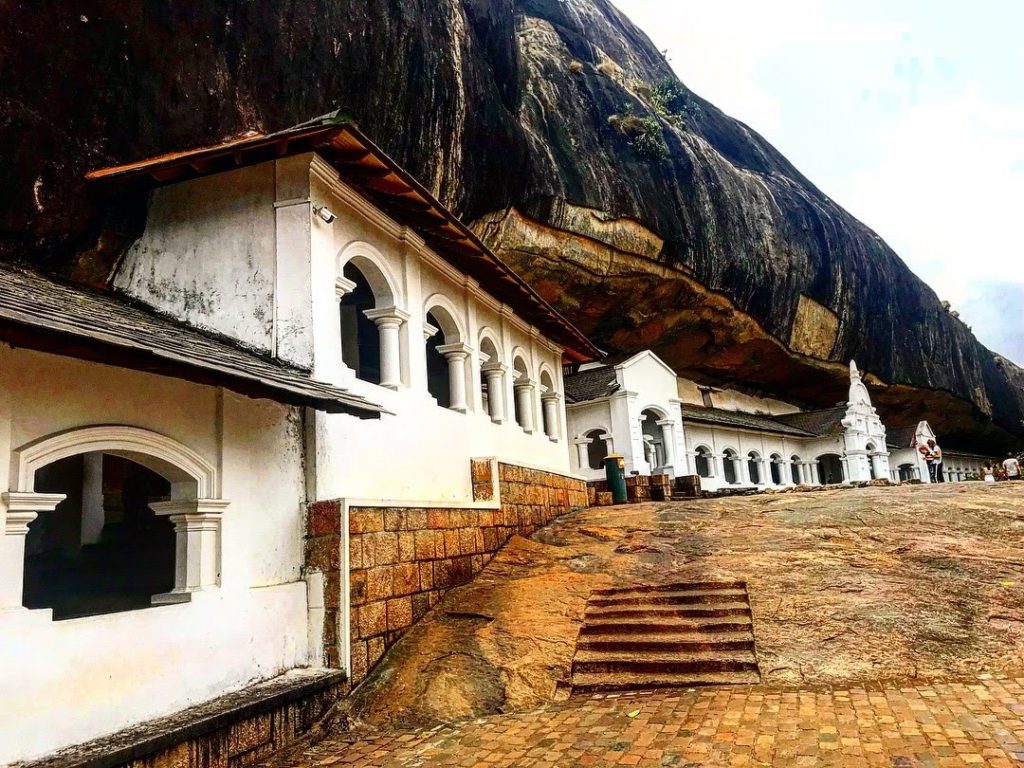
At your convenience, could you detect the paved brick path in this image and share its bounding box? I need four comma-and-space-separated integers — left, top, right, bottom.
266, 676, 1024, 767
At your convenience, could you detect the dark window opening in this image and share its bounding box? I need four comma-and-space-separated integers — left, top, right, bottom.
770, 458, 783, 485
695, 448, 712, 479
791, 457, 802, 484
24, 454, 175, 620
747, 454, 761, 484
586, 431, 609, 470
723, 452, 738, 484
425, 312, 451, 408
339, 263, 382, 384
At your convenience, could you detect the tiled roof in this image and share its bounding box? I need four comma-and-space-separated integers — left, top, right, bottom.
564, 366, 619, 404
678, 404, 816, 438
886, 426, 919, 450
0, 264, 383, 417
85, 114, 599, 363
773, 407, 849, 437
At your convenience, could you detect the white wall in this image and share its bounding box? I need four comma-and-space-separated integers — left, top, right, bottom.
565, 352, 686, 480
114, 164, 279, 359
682, 424, 806, 491
0, 348, 310, 764
306, 162, 571, 503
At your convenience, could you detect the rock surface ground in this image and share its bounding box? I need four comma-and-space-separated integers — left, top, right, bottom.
262, 483, 1024, 766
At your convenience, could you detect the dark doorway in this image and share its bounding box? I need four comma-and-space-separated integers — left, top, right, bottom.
817, 454, 844, 485
425, 311, 451, 408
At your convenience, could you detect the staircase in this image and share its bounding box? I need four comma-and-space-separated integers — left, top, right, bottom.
571, 581, 760, 694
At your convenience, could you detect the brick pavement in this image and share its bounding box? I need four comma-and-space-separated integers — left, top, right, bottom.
263, 675, 1024, 767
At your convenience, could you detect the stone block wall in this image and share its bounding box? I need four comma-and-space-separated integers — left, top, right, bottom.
307, 459, 587, 686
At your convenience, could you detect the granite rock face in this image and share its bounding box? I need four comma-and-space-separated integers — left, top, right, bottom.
1, 0, 1021, 448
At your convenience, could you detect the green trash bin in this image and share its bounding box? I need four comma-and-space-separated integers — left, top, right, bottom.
604, 454, 628, 504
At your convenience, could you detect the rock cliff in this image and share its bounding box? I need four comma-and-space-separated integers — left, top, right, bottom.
1, 0, 1020, 449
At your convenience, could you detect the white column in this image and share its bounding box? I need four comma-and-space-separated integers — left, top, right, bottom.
364, 307, 409, 390
657, 420, 676, 471
437, 343, 471, 413
573, 437, 592, 469
542, 393, 561, 441
514, 380, 537, 433
1, 492, 65, 610
80, 451, 105, 546
482, 362, 507, 423
150, 499, 230, 601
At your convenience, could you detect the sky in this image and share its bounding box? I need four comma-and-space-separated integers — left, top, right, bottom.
614, 0, 1024, 365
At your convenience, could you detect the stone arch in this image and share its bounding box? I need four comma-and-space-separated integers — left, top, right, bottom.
424, 295, 469, 411
511, 347, 532, 382
337, 241, 401, 307
13, 425, 218, 500
478, 328, 503, 365
8, 426, 226, 613
423, 294, 465, 344
538, 364, 557, 395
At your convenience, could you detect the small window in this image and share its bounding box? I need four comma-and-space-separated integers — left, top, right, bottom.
339, 263, 382, 384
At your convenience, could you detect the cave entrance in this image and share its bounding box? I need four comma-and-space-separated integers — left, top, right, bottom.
816, 454, 844, 485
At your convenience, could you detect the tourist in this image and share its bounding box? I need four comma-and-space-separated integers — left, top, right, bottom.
1004, 453, 1021, 481
928, 440, 944, 483
983, 463, 996, 483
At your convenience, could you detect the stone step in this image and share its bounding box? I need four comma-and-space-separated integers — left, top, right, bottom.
576, 632, 755, 653
571, 669, 761, 694
588, 589, 749, 607
572, 649, 759, 676
584, 603, 752, 620
580, 617, 753, 635
591, 581, 745, 597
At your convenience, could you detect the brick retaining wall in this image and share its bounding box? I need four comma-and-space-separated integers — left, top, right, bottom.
305, 460, 587, 686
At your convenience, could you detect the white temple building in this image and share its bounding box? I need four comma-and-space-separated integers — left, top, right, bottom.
0, 118, 597, 765
887, 421, 993, 482
566, 352, 892, 490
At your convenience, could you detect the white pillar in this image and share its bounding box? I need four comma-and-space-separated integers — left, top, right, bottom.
437, 343, 471, 413
514, 380, 537, 433
365, 307, 409, 390
482, 362, 507, 423
657, 420, 676, 472
80, 452, 105, 546
542, 393, 561, 441
150, 499, 230, 601
574, 437, 591, 469
1, 492, 65, 610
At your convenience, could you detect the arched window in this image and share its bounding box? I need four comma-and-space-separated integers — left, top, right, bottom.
424, 302, 468, 412
694, 446, 713, 479
723, 449, 739, 485
337, 249, 403, 388
790, 455, 802, 485
641, 409, 665, 469
898, 463, 915, 482
512, 354, 535, 433
25, 454, 176, 619
8, 426, 226, 618
747, 451, 762, 485
585, 429, 610, 470
770, 453, 783, 485
339, 262, 381, 384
